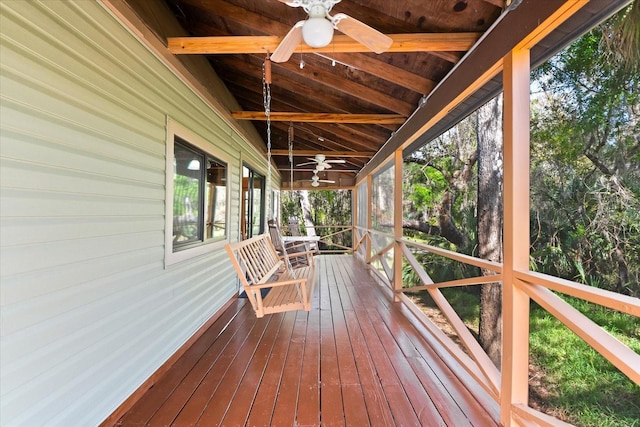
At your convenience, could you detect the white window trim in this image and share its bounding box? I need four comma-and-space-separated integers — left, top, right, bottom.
165, 118, 231, 267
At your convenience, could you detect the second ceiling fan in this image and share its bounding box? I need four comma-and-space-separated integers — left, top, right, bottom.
272, 0, 393, 63
310, 174, 335, 187
297, 154, 345, 171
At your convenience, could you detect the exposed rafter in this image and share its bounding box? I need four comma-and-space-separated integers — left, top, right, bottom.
167, 33, 481, 55
322, 53, 437, 93
219, 55, 412, 117
232, 112, 406, 124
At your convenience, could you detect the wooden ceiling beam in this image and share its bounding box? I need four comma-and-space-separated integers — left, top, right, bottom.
232, 111, 406, 124
167, 33, 481, 55
240, 106, 382, 164
231, 91, 390, 149
224, 77, 394, 144
270, 150, 375, 157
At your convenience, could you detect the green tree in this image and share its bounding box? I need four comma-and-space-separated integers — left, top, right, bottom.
531, 2, 640, 295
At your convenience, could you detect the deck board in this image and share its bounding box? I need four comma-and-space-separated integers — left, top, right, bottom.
244, 311, 296, 427
113, 255, 499, 426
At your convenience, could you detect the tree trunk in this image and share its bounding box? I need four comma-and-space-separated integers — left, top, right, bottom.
476, 95, 504, 367
299, 190, 317, 237
614, 246, 630, 294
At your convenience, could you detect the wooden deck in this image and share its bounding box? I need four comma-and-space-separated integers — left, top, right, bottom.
113, 255, 499, 426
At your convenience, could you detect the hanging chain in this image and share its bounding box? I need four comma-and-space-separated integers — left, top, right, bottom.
288, 123, 294, 190
262, 58, 272, 210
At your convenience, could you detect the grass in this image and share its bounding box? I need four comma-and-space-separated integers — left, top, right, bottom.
528, 298, 640, 427
412, 289, 640, 426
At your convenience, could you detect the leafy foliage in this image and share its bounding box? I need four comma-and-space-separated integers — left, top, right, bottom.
280, 190, 353, 249
530, 4, 640, 296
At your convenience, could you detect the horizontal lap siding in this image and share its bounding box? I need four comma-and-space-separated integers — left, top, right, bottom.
0, 1, 256, 425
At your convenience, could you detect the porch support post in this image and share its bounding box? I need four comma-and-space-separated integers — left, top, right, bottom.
366, 174, 372, 265
393, 148, 404, 301
501, 47, 531, 426
352, 184, 358, 253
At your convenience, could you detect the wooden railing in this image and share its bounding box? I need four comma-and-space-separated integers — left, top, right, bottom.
311, 225, 353, 254
351, 225, 640, 425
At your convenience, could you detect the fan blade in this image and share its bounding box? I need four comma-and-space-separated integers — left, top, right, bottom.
323, 163, 332, 169
318, 180, 336, 183
271, 21, 304, 63
325, 159, 346, 163
297, 161, 316, 167
332, 14, 392, 54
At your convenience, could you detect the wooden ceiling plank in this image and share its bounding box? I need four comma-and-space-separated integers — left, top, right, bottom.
219, 56, 370, 113
300, 122, 388, 150
220, 54, 411, 120
167, 33, 481, 55
482, 0, 506, 7
326, 53, 436, 94
271, 121, 381, 155
268, 58, 414, 116
298, 119, 391, 150
430, 51, 464, 63
232, 111, 406, 124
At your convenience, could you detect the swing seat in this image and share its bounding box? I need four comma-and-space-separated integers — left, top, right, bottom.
225, 233, 316, 318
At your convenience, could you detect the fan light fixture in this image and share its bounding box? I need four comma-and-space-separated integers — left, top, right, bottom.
272, 0, 392, 63
302, 4, 333, 48
302, 17, 333, 47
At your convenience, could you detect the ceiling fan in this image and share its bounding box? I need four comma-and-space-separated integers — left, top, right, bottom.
272, 0, 393, 63
310, 173, 335, 187
297, 154, 346, 171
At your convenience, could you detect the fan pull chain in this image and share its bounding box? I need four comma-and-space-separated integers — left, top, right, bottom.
262, 57, 272, 213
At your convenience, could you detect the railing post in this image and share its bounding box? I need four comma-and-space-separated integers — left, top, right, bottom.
352, 185, 358, 253
501, 47, 531, 426
366, 174, 372, 265
393, 148, 403, 301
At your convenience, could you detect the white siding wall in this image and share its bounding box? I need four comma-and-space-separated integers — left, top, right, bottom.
0, 1, 267, 425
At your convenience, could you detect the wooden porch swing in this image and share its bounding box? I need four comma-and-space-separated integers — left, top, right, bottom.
225, 58, 316, 318
225, 233, 316, 318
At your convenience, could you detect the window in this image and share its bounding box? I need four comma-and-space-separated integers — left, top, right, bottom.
166, 120, 229, 266
173, 138, 227, 249
241, 165, 264, 239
